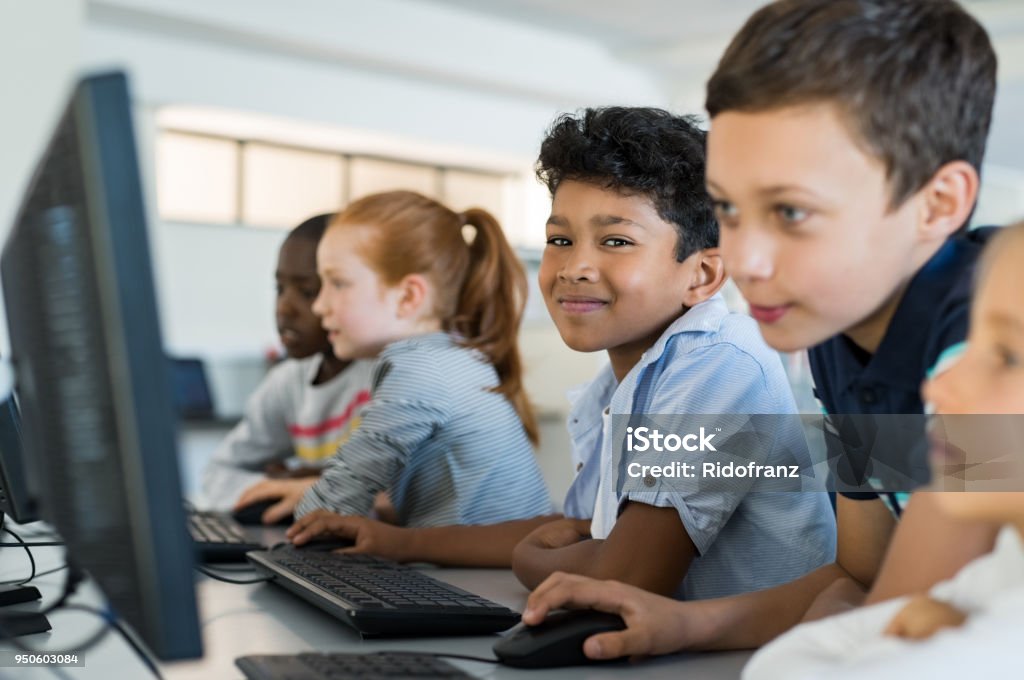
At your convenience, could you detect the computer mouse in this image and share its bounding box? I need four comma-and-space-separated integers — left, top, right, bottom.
231, 498, 293, 526
493, 609, 627, 669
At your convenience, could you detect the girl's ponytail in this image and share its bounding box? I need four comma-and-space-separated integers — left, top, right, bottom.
450, 208, 537, 446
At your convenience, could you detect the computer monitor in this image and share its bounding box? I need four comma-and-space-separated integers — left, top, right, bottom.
0, 72, 202, 660
168, 357, 215, 421
0, 395, 39, 524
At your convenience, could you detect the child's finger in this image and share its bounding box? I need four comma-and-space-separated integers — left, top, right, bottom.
234, 482, 279, 509
882, 615, 906, 637
524, 573, 610, 624
263, 499, 293, 524
583, 628, 649, 660
287, 509, 325, 535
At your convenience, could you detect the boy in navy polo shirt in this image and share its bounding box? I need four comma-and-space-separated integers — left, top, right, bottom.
521, 0, 1003, 660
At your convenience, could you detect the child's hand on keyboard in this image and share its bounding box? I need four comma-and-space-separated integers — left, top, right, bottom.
235, 478, 318, 524
287, 510, 410, 561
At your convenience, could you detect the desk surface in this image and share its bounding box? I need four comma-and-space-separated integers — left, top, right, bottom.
1, 540, 751, 679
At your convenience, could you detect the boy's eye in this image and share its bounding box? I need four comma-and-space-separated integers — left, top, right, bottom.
546, 236, 571, 247
776, 204, 809, 224
300, 287, 320, 300
711, 200, 738, 223
996, 345, 1020, 368
601, 237, 632, 247
274, 284, 284, 296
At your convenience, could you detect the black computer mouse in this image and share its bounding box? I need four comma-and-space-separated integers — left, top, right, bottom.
493, 609, 627, 669
231, 498, 293, 526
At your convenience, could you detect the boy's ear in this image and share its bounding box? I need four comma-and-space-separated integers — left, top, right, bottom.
394, 273, 432, 319
918, 160, 980, 241
681, 248, 727, 308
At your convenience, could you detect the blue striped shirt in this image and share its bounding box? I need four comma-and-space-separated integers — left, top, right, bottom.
295, 332, 553, 526
563, 295, 836, 601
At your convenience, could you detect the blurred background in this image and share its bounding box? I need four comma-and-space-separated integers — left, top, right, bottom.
3, 0, 1023, 500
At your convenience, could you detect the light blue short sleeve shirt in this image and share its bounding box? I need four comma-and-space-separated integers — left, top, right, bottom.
562, 295, 836, 601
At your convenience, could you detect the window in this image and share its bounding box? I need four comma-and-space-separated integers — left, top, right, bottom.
154, 130, 536, 243
242, 143, 345, 228
156, 132, 238, 224
349, 157, 440, 200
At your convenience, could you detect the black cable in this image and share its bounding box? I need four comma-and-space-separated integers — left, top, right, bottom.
1, 527, 37, 585
0, 563, 67, 585
413, 652, 499, 665
0, 541, 65, 547
194, 565, 274, 584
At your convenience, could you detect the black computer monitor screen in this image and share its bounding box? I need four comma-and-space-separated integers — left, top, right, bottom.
0, 72, 201, 660
0, 395, 39, 524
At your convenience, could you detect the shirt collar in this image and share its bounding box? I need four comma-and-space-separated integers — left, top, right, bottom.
565, 293, 729, 432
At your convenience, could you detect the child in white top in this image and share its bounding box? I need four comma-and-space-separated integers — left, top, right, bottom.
201, 214, 374, 514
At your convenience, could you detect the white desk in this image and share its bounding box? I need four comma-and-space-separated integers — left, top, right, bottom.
0, 542, 751, 679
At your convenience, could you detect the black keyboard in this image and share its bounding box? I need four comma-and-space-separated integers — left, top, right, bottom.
236, 652, 473, 679
188, 509, 262, 562
247, 546, 520, 636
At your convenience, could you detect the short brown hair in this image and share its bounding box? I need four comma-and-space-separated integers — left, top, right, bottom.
706, 0, 997, 209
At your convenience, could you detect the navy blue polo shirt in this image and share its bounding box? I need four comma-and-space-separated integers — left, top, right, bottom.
808, 228, 996, 513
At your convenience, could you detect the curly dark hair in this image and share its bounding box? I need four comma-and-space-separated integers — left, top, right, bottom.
535, 107, 717, 262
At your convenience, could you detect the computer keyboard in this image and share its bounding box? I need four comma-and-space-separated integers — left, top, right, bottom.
187, 509, 263, 562
235, 651, 473, 679
246, 546, 521, 636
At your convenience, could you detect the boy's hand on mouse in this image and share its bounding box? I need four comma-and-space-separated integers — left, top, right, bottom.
519, 518, 592, 551
235, 478, 317, 524
522, 572, 694, 660
883, 595, 967, 640
287, 511, 410, 561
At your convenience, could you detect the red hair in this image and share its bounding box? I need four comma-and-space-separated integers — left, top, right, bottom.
332, 190, 538, 446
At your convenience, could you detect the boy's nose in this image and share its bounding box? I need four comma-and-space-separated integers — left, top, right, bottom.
276, 295, 298, 319
724, 229, 774, 282
558, 251, 598, 282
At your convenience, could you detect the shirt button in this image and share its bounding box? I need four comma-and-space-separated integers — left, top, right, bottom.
860, 388, 877, 404
576, 462, 584, 472
644, 475, 656, 487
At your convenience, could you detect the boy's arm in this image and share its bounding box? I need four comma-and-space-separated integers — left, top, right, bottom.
511, 502, 697, 596
524, 495, 899, 651
865, 492, 999, 604
288, 511, 562, 566
798, 494, 895, 621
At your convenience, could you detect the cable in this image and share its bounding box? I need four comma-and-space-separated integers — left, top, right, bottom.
418, 652, 500, 665
1, 527, 36, 585
0, 541, 64, 547
0, 563, 67, 586
194, 565, 274, 585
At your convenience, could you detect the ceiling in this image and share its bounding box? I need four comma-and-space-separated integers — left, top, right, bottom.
427, 0, 1024, 75
424, 0, 1024, 172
